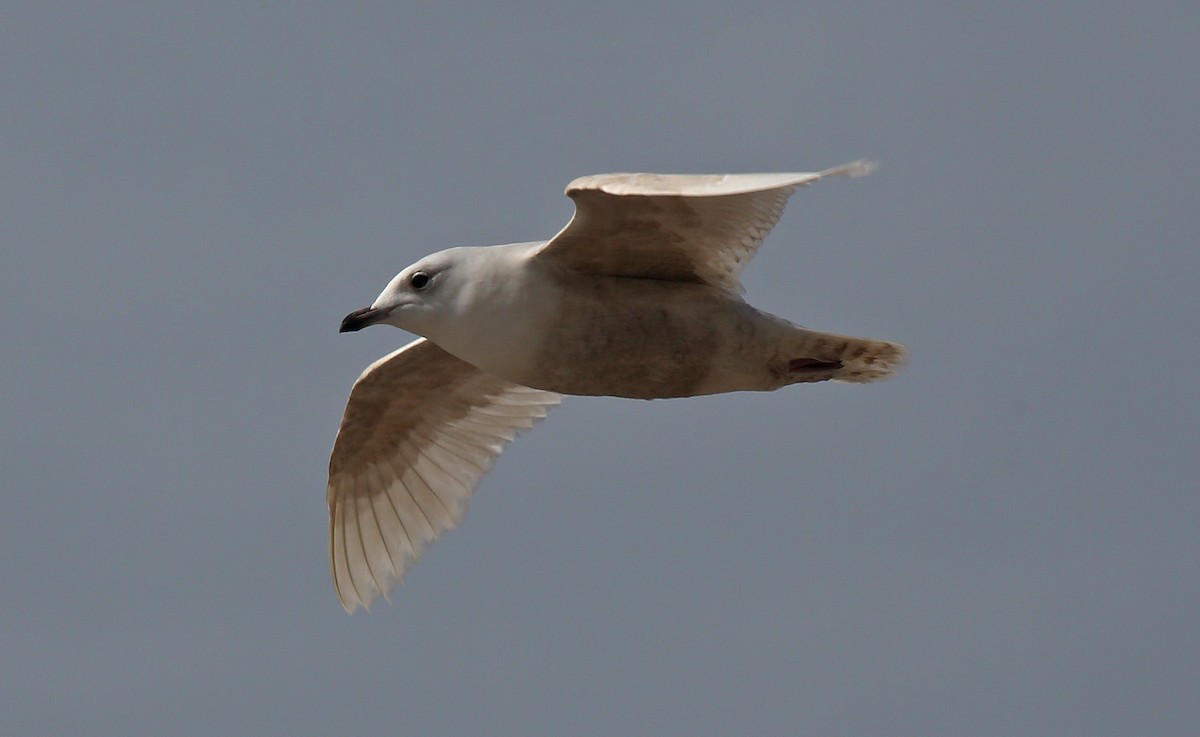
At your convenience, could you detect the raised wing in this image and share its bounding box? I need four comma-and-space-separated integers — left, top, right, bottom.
532, 160, 876, 292
327, 338, 561, 612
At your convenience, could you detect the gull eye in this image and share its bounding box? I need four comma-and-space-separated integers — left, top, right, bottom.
409, 271, 431, 291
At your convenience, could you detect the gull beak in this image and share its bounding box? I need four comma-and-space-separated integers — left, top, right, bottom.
340, 306, 391, 333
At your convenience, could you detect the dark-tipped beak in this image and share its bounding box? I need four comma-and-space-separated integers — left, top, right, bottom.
340, 306, 390, 333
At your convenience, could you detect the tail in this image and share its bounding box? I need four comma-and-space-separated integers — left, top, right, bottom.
780, 328, 907, 385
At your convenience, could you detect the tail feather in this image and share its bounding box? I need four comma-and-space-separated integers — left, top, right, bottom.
783, 329, 906, 385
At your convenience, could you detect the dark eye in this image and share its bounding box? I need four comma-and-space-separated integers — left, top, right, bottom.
409, 271, 431, 290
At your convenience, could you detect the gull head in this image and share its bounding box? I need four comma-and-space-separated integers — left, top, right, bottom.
340, 249, 462, 335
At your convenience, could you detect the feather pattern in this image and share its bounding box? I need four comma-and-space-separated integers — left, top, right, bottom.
535, 161, 876, 292
327, 338, 560, 612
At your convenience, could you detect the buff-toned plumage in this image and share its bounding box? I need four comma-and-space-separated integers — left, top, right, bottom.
329, 160, 905, 612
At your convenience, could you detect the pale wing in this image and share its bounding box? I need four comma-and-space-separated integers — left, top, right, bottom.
327, 338, 561, 612
533, 160, 876, 292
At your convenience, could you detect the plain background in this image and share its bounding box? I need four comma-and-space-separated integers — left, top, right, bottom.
3, 2, 1197, 735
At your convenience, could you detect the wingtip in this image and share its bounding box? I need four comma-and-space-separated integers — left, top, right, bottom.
821, 159, 880, 179
339, 593, 373, 614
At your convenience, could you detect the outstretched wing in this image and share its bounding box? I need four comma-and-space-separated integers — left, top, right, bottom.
327, 338, 561, 612
532, 160, 876, 292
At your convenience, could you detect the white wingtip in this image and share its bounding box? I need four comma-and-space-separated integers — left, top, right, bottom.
820, 159, 879, 179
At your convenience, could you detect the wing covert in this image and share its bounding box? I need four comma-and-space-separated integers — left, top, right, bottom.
532, 160, 875, 292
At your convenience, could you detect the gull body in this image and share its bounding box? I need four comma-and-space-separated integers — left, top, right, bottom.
361, 243, 879, 398
329, 161, 906, 612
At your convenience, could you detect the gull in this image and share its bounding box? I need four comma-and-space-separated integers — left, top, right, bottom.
328, 160, 906, 612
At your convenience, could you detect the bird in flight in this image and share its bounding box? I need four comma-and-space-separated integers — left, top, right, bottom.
329, 160, 905, 612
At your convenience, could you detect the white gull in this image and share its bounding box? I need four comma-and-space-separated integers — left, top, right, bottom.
328, 160, 906, 612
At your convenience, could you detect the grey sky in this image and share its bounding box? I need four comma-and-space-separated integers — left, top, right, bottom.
3, 2, 1197, 735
